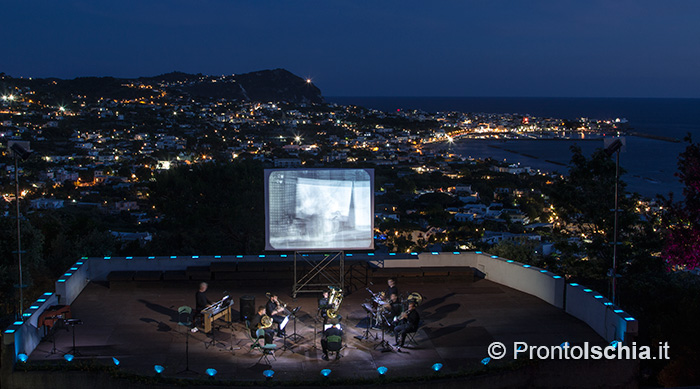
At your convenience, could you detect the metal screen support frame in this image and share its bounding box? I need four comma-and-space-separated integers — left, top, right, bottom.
292, 251, 344, 298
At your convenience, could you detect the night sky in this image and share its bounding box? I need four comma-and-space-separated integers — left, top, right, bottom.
3, 1, 699, 97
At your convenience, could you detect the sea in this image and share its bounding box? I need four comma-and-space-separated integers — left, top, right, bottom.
328, 97, 700, 199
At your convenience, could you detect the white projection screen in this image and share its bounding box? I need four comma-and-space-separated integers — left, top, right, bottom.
265, 169, 374, 251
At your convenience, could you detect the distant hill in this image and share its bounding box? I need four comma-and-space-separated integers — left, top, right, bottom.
0, 68, 324, 104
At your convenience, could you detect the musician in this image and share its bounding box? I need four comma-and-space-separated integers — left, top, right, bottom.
394, 301, 419, 348
250, 306, 274, 344
265, 293, 287, 336
384, 278, 398, 300
191, 282, 212, 332
318, 290, 330, 324
383, 293, 403, 330
321, 318, 343, 361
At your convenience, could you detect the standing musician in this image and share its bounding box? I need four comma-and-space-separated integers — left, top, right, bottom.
265, 293, 287, 336
191, 282, 212, 332
384, 278, 398, 301
250, 306, 275, 344
394, 301, 419, 348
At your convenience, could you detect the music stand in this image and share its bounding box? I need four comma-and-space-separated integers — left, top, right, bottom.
177, 306, 198, 375
354, 305, 377, 341
45, 317, 65, 357
373, 314, 393, 352
65, 319, 83, 356
287, 307, 304, 342
226, 300, 241, 354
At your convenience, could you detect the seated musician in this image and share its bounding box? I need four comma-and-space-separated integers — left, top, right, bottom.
265, 293, 287, 337
321, 318, 343, 361
394, 301, 419, 348
191, 282, 212, 332
383, 293, 403, 331
250, 306, 275, 344
318, 290, 330, 325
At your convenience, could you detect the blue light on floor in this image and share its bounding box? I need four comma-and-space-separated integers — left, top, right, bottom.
148, 256, 155, 259
481, 357, 491, 365
614, 309, 624, 313
523, 265, 531, 268
506, 260, 514, 263
553, 276, 562, 279
263, 369, 274, 378
594, 295, 603, 299
377, 366, 388, 375
154, 365, 164, 374
206, 368, 217, 377
624, 317, 636, 321
112, 357, 120, 366
583, 289, 592, 292
431, 252, 439, 255
431, 363, 443, 372
320, 369, 331, 377
569, 283, 579, 287
17, 353, 28, 362
64, 354, 74, 362
126, 257, 133, 260
491, 255, 498, 258
475, 251, 482, 254
13, 321, 23, 326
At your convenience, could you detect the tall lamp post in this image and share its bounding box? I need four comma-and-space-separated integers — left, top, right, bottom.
9, 141, 32, 317
604, 138, 623, 306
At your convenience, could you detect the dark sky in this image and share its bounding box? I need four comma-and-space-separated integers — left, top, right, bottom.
3, 1, 699, 97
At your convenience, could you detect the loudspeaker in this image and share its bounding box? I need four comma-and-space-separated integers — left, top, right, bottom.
240, 295, 255, 321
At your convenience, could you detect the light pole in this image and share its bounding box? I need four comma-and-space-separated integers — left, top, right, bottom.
604, 138, 623, 306
9, 141, 32, 317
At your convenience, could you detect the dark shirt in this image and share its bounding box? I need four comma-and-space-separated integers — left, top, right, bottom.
250, 313, 264, 336
406, 309, 420, 328
318, 297, 330, 310
265, 300, 279, 317
385, 285, 398, 299
389, 301, 403, 318
323, 326, 343, 342
195, 291, 212, 312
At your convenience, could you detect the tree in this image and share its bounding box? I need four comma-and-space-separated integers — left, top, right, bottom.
661, 136, 700, 270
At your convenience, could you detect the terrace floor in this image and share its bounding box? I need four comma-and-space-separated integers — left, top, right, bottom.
27, 275, 604, 382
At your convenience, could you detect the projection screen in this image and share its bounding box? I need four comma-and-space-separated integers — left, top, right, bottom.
265, 169, 374, 251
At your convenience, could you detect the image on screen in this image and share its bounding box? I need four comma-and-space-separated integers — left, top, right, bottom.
265, 169, 374, 251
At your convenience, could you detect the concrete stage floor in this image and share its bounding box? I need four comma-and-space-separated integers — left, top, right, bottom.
27, 277, 604, 382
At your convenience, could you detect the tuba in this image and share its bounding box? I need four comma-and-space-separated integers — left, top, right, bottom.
326, 286, 343, 319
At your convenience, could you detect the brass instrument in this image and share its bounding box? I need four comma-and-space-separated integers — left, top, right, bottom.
326, 286, 343, 319
406, 292, 423, 306
265, 292, 287, 314
258, 315, 273, 329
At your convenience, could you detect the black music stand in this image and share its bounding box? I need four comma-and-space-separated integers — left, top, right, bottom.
287, 307, 303, 342
177, 306, 198, 375
226, 302, 241, 354
373, 314, 393, 352
65, 319, 83, 356
354, 305, 377, 341
45, 317, 66, 357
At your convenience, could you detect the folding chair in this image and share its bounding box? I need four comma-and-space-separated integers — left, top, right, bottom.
255, 329, 277, 365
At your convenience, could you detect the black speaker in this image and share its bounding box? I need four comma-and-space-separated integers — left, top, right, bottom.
240, 295, 255, 321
